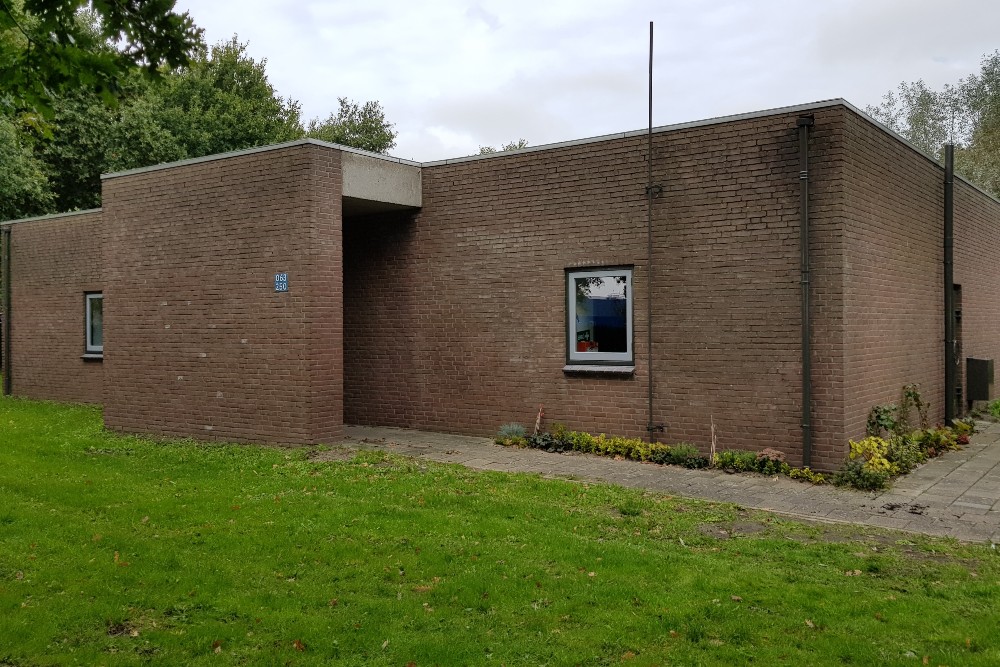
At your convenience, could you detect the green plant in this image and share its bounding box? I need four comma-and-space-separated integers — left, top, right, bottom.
897, 384, 930, 433
866, 404, 897, 437
952, 417, 976, 437
884, 435, 926, 475
989, 399, 1000, 420
527, 431, 569, 452
550, 421, 570, 442
755, 448, 789, 475
847, 436, 897, 474
668, 442, 708, 468
835, 458, 891, 491
835, 436, 899, 490
714, 450, 760, 472
787, 467, 826, 484
496, 422, 527, 447
908, 427, 960, 458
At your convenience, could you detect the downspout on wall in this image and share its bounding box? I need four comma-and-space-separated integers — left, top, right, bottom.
944, 143, 956, 423
2, 225, 10, 396
798, 116, 814, 467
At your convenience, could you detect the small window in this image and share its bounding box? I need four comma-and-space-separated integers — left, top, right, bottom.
567, 268, 633, 364
85, 293, 103, 355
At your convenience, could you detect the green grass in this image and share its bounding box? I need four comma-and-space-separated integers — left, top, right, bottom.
1, 398, 998, 666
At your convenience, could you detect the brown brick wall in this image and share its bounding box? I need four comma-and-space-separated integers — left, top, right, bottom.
840, 109, 1000, 443
6, 211, 104, 403
840, 110, 945, 445
954, 180, 1000, 402
101, 144, 343, 444
344, 107, 850, 468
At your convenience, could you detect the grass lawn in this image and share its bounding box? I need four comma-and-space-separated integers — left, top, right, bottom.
1, 398, 998, 666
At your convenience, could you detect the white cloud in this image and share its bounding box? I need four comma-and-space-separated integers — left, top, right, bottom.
177, 0, 998, 161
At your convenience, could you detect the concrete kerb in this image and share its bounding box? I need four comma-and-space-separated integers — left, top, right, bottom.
341, 424, 1000, 544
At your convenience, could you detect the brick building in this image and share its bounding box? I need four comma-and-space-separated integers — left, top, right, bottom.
3, 99, 999, 470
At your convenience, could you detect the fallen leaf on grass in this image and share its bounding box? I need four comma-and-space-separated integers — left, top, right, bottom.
212, 640, 222, 654
669, 630, 679, 638
922, 657, 929, 665
588, 572, 596, 578
141, 516, 149, 524
382, 639, 389, 649
845, 569, 862, 576
328, 598, 338, 607
113, 551, 130, 567
292, 639, 305, 651
731, 596, 743, 602
805, 620, 815, 629
621, 650, 636, 660
15, 571, 23, 581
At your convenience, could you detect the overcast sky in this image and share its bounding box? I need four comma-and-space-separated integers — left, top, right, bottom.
177, 0, 998, 162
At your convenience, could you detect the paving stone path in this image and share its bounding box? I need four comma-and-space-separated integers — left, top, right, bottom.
341, 423, 1000, 544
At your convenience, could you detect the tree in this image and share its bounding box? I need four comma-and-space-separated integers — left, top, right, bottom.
306, 97, 396, 154
478, 138, 528, 154
0, 0, 201, 118
867, 51, 1000, 196
32, 36, 303, 212
0, 113, 53, 218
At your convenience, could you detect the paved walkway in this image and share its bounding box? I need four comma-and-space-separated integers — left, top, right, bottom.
341, 423, 1000, 544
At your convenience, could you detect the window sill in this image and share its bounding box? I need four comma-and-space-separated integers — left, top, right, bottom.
563, 365, 634, 376
81, 353, 104, 361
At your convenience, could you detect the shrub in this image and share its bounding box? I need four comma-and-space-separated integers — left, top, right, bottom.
527, 431, 572, 452
866, 404, 897, 437
755, 448, 789, 475
847, 436, 898, 476
714, 450, 759, 472
897, 383, 930, 432
550, 421, 570, 442
835, 459, 891, 491
951, 417, 976, 437
885, 435, 925, 475
664, 442, 707, 468
496, 423, 527, 447
990, 399, 1000, 420
908, 427, 960, 458
788, 467, 826, 484
646, 443, 674, 465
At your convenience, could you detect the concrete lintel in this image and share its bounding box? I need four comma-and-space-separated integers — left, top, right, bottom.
342, 151, 421, 209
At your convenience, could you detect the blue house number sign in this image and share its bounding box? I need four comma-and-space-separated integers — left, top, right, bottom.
274, 273, 289, 292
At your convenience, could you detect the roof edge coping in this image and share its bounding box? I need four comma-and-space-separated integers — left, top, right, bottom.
100, 138, 420, 181
0, 207, 102, 227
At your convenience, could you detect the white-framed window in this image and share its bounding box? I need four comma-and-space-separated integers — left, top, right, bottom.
85, 292, 103, 355
567, 267, 633, 364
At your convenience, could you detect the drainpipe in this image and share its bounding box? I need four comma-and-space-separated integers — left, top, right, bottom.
2, 225, 10, 396
944, 144, 955, 423
798, 116, 814, 468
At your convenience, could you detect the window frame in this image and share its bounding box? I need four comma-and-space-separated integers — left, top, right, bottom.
565, 266, 634, 366
85, 292, 103, 356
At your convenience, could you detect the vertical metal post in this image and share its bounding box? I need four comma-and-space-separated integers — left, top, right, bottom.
797, 116, 814, 468
944, 143, 956, 423
646, 21, 655, 442
2, 226, 11, 396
